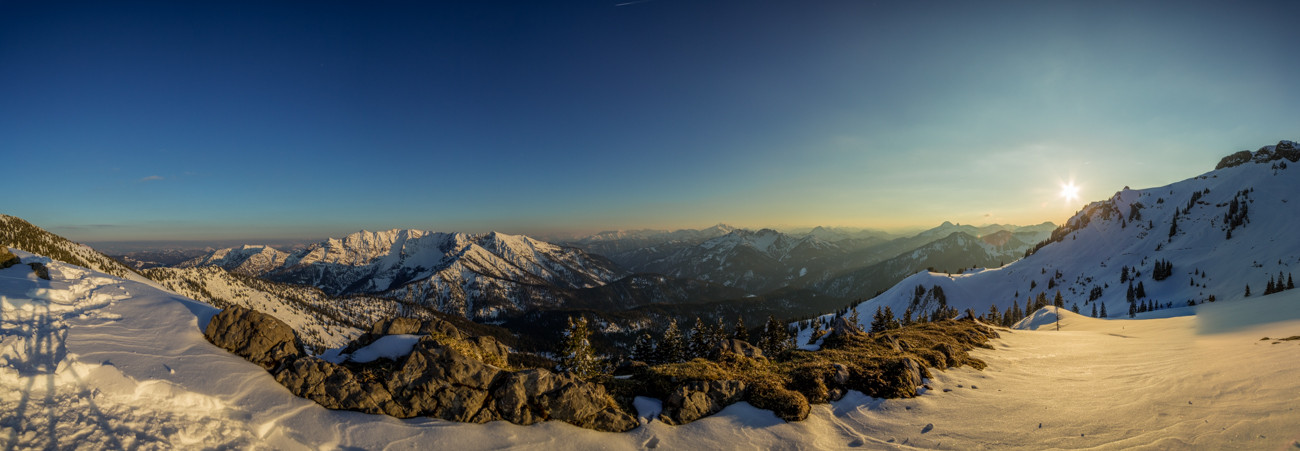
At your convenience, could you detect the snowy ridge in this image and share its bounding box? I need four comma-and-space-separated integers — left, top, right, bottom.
180, 229, 628, 320
850, 142, 1300, 326
0, 214, 143, 282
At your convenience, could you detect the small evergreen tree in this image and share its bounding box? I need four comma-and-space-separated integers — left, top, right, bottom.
659, 319, 686, 364
987, 303, 1000, 325
870, 306, 887, 333
687, 317, 710, 359
1071, 303, 1079, 314
1053, 290, 1065, 308
1266, 277, 1276, 295
1091, 302, 1097, 318
557, 316, 599, 378
1245, 284, 1251, 297
1100, 303, 1108, 318
630, 333, 656, 364
1289, 273, 1295, 290
712, 317, 729, 346
1127, 282, 1135, 303
883, 306, 900, 330
1136, 281, 1146, 299
1128, 302, 1137, 318
732, 316, 749, 341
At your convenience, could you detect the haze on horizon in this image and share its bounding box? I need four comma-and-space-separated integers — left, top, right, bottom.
3, 1, 1297, 245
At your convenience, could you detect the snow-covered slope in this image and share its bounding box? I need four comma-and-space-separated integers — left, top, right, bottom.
180, 229, 630, 319
143, 266, 439, 350
5, 247, 1299, 449
851, 141, 1300, 323
0, 214, 143, 282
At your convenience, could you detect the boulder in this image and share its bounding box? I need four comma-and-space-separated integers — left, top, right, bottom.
389, 338, 503, 391
900, 357, 924, 389
204, 305, 302, 370
491, 368, 638, 432
27, 262, 50, 280
420, 318, 463, 340
831, 363, 850, 385
828, 316, 864, 339
658, 380, 747, 425
711, 339, 764, 359
275, 358, 404, 416
465, 335, 509, 367
371, 317, 422, 336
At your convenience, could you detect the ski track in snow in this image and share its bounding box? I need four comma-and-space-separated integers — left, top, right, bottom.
3, 249, 1300, 449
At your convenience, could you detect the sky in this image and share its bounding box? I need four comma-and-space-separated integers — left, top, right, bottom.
2, 1, 1298, 245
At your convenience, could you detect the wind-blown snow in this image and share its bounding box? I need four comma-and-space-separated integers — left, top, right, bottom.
4, 247, 1300, 449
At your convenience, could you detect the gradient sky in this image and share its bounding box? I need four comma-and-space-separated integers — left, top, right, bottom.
2, 1, 1297, 243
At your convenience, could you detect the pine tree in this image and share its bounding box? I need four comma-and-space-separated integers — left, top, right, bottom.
1127, 282, 1135, 303
1289, 273, 1295, 290
1136, 281, 1146, 299
1266, 277, 1276, 295
1245, 284, 1251, 297
1100, 303, 1108, 318
1129, 302, 1137, 318
759, 315, 789, 357
557, 316, 599, 378
870, 307, 887, 333
1053, 290, 1065, 308
1091, 303, 1097, 318
987, 303, 1000, 325
659, 319, 686, 364
630, 333, 656, 364
732, 316, 749, 341
1121, 266, 1129, 283
848, 306, 861, 329
902, 306, 914, 327
1071, 303, 1079, 314
712, 317, 729, 346
687, 317, 710, 359
883, 306, 900, 330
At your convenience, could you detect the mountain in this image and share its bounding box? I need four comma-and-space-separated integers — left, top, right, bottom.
624, 228, 851, 293
0, 214, 143, 281
108, 248, 214, 270
565, 224, 737, 269
176, 244, 291, 275
178, 229, 630, 320
814, 231, 1033, 300
851, 140, 1300, 323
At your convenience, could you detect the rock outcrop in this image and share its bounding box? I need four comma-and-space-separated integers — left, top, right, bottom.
211, 307, 637, 432
204, 305, 303, 370
711, 339, 764, 360
657, 380, 747, 425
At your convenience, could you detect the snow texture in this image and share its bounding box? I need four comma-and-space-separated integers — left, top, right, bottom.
6, 246, 1300, 449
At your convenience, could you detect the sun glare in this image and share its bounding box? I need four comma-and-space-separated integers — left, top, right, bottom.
1061, 183, 1079, 202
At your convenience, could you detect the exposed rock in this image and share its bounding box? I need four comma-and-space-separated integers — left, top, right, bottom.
465, 335, 509, 366
204, 305, 302, 370
275, 358, 403, 416
658, 380, 748, 425
828, 316, 864, 338
900, 357, 924, 390
419, 318, 463, 339
371, 317, 423, 335
27, 262, 50, 280
0, 246, 18, 269
711, 339, 764, 359
828, 388, 845, 402
831, 363, 850, 385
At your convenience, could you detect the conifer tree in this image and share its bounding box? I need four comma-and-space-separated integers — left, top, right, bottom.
688, 318, 710, 359
1091, 303, 1097, 318
1127, 282, 1135, 303
630, 333, 656, 364
883, 306, 900, 330
1266, 277, 1276, 295
1136, 281, 1146, 299
848, 306, 861, 328
659, 319, 686, 364
759, 315, 789, 357
1100, 303, 1108, 318
732, 316, 749, 341
1245, 284, 1251, 297
870, 306, 887, 333
1071, 303, 1079, 314
902, 306, 914, 327
557, 316, 599, 378
1129, 302, 1137, 318
1053, 290, 1065, 308
1289, 273, 1295, 290
987, 303, 1000, 325
712, 317, 729, 346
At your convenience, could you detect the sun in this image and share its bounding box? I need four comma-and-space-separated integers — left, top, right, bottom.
1061, 183, 1080, 202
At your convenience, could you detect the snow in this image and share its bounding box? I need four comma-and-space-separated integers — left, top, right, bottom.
334, 334, 421, 364
5, 247, 1300, 449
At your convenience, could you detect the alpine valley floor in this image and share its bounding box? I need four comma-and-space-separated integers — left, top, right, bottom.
2, 250, 1299, 450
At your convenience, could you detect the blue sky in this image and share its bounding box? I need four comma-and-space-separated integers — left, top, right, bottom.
2, 1, 1297, 243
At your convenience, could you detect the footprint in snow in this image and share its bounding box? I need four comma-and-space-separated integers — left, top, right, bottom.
642, 436, 659, 449
921, 423, 934, 434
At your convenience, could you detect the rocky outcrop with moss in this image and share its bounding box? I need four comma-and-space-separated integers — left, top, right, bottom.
203, 307, 639, 432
